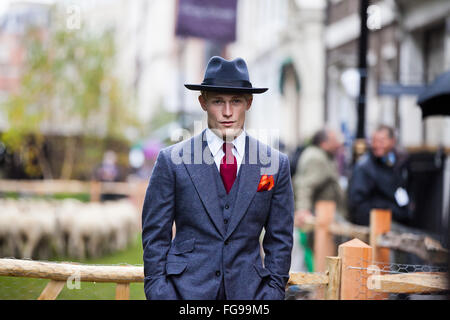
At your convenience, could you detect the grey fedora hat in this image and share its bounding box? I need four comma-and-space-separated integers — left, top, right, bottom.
184, 56, 268, 94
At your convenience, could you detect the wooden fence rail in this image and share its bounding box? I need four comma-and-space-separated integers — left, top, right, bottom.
304, 202, 448, 266
0, 179, 148, 210
1, 250, 447, 300
0, 179, 147, 199
0, 257, 335, 300
367, 272, 448, 294
0, 258, 144, 300
0, 258, 144, 283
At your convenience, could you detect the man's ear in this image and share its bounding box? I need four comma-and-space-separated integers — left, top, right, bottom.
198, 94, 207, 111
246, 97, 253, 111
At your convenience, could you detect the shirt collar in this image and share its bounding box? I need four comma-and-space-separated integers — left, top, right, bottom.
205, 127, 246, 158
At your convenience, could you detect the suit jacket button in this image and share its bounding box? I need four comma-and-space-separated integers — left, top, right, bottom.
215, 270, 221, 277
224, 240, 229, 246
224, 219, 228, 224
225, 204, 229, 209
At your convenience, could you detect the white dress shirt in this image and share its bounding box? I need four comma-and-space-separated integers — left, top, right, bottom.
205, 127, 246, 175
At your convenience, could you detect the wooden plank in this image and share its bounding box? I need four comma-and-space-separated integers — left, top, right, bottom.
0, 259, 144, 283
325, 256, 341, 300
377, 232, 448, 264
288, 272, 328, 286
314, 201, 336, 273
0, 179, 138, 196
329, 222, 369, 242
37, 280, 66, 300
367, 272, 448, 293
300, 215, 370, 242
0, 179, 89, 194
115, 283, 130, 300
338, 238, 373, 300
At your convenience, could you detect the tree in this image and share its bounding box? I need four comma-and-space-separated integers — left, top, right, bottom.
0, 5, 140, 179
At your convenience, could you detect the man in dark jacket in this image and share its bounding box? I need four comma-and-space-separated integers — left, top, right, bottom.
348, 125, 411, 226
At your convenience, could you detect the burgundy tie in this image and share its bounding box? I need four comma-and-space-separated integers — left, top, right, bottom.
220, 142, 237, 194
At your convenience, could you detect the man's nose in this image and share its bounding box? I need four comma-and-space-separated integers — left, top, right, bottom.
222, 102, 233, 117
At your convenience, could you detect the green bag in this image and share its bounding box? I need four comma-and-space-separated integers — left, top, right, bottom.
298, 229, 314, 272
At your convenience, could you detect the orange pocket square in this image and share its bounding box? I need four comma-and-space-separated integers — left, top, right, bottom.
257, 175, 274, 192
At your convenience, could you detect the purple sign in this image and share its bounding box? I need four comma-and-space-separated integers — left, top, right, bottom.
175, 0, 238, 43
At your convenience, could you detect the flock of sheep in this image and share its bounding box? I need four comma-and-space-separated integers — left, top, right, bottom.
0, 198, 140, 260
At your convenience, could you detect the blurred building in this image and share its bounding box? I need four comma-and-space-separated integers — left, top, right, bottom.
1, 0, 329, 149
80, 0, 209, 140
324, 0, 450, 148
230, 0, 327, 151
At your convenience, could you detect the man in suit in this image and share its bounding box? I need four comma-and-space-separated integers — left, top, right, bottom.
142, 56, 294, 300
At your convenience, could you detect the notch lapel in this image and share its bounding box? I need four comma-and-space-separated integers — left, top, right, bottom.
183, 130, 225, 237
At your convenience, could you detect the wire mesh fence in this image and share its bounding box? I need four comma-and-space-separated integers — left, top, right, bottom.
348, 257, 448, 300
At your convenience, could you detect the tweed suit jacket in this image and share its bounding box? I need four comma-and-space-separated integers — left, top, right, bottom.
141, 129, 294, 300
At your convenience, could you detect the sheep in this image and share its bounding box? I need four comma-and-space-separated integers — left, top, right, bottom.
55, 199, 139, 259
102, 200, 139, 252
0, 197, 140, 260
55, 198, 86, 258
9, 198, 59, 259
0, 199, 23, 258
0, 198, 51, 259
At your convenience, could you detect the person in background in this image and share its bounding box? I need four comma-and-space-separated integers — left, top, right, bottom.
292, 129, 346, 273
348, 125, 411, 226
93, 150, 123, 201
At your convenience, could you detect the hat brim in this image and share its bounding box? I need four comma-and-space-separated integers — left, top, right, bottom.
184, 84, 268, 94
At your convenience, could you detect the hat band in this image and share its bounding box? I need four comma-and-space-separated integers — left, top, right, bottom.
201, 78, 252, 88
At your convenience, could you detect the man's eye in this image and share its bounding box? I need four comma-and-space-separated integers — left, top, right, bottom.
213, 100, 223, 104
233, 99, 242, 103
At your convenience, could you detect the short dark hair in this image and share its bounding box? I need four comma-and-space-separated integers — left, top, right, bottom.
312, 129, 329, 146
200, 90, 253, 102
375, 124, 395, 139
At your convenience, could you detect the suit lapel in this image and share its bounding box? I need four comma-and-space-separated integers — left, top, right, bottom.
183, 129, 225, 237
225, 134, 261, 240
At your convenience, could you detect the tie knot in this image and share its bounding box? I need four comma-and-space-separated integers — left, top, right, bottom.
222, 142, 234, 154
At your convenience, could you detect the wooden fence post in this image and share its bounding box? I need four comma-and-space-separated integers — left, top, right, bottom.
338, 238, 373, 300
369, 209, 391, 299
314, 201, 336, 273
90, 181, 101, 202
325, 256, 341, 300
370, 209, 391, 263
115, 283, 130, 300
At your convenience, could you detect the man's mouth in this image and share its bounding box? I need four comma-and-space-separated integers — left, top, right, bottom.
220, 121, 235, 127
